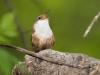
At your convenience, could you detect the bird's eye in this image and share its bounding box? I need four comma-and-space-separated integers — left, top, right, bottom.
38, 17, 41, 19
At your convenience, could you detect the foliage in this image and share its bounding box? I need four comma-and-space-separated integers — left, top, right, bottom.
0, 12, 18, 43
0, 48, 19, 75
0, 12, 18, 74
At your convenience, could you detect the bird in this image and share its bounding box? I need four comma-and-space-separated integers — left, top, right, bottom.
31, 10, 55, 52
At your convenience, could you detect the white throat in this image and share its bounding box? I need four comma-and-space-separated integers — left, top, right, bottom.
34, 19, 53, 39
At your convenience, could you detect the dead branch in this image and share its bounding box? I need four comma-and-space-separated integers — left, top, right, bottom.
23, 28, 32, 34
4, 0, 28, 49
0, 43, 100, 75
83, 11, 100, 37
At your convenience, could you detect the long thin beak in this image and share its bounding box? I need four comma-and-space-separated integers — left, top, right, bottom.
42, 9, 51, 20
45, 9, 51, 15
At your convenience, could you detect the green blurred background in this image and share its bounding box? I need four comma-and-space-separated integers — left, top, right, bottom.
0, 0, 100, 75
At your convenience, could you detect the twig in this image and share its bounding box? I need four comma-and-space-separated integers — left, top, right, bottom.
0, 42, 34, 56
0, 42, 68, 66
4, 0, 28, 49
0, 42, 65, 66
83, 11, 100, 37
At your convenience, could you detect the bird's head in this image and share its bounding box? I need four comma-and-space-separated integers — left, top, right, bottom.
34, 10, 51, 23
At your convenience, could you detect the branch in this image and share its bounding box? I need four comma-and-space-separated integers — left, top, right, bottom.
23, 28, 32, 34
0, 42, 100, 75
83, 11, 100, 37
4, 0, 28, 49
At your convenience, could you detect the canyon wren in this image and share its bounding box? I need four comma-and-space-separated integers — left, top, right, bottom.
31, 10, 55, 52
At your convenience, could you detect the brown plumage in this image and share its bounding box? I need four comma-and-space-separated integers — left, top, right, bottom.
31, 34, 54, 52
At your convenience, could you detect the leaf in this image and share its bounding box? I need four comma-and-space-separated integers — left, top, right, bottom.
0, 12, 18, 43
2, 29, 18, 37
0, 48, 19, 75
0, 13, 14, 29
0, 35, 11, 43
